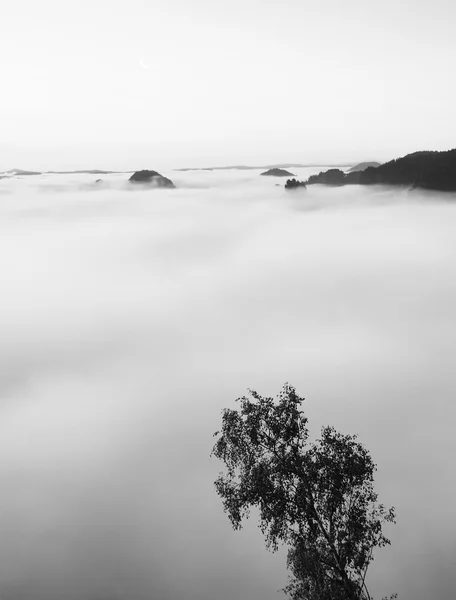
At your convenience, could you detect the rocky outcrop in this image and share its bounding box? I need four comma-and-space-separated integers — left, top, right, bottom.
129, 170, 175, 188
285, 178, 307, 190
261, 168, 295, 177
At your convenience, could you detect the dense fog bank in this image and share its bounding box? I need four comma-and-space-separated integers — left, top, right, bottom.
0, 170, 455, 600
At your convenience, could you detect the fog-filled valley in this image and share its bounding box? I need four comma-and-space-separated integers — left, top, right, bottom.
0, 169, 455, 600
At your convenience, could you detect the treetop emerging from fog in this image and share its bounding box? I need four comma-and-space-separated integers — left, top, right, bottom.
212, 384, 396, 600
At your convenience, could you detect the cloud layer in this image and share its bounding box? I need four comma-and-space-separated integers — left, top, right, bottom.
0, 171, 455, 600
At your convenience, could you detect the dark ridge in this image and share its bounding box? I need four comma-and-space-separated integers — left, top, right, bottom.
305, 149, 456, 192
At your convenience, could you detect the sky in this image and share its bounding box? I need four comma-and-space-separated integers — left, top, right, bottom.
2, 0, 456, 168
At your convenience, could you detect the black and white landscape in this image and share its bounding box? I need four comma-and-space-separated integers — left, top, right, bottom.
1, 1, 456, 600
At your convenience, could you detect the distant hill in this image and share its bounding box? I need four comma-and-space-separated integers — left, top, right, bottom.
0, 169, 130, 177
306, 149, 456, 192
46, 170, 127, 175
261, 168, 295, 177
348, 161, 381, 172
3, 169, 42, 176
175, 163, 352, 172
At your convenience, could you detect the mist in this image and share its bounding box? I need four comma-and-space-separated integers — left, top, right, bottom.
0, 169, 455, 600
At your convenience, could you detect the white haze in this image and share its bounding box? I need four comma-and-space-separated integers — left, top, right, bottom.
0, 170, 455, 600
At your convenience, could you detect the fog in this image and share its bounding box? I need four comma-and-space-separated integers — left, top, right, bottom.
0, 169, 455, 600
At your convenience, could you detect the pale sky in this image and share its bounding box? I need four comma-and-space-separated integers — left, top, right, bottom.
1, 0, 456, 170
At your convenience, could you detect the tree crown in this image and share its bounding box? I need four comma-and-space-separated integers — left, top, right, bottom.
212, 384, 396, 600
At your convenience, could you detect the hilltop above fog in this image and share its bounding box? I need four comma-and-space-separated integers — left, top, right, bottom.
3, 148, 456, 193
260, 168, 295, 177
129, 170, 175, 188
306, 149, 456, 192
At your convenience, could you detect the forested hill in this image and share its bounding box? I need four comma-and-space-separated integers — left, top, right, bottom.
306, 149, 456, 191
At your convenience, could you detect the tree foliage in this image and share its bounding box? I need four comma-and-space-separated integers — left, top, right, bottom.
211, 384, 396, 600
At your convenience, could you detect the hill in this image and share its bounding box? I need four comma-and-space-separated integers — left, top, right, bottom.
175, 163, 352, 172
307, 169, 346, 186
129, 170, 175, 188
306, 149, 456, 191
3, 169, 42, 176
348, 161, 381, 172
261, 168, 295, 177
